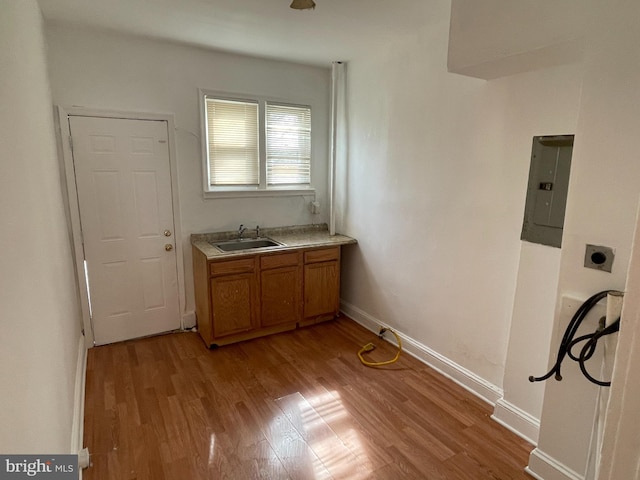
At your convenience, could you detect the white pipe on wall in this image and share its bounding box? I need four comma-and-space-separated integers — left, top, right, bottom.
329, 62, 339, 235
329, 61, 345, 236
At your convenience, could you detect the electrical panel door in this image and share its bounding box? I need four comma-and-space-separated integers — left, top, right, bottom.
521, 135, 574, 248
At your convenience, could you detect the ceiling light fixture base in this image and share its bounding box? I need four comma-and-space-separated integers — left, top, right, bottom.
290, 0, 316, 10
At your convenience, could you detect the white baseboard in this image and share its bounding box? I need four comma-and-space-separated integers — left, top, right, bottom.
527, 448, 583, 480
492, 398, 540, 445
71, 333, 87, 454
340, 301, 503, 406
182, 311, 196, 329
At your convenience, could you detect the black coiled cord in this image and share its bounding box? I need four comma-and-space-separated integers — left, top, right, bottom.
529, 290, 621, 387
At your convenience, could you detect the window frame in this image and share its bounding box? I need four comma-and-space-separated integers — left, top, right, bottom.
199, 89, 316, 199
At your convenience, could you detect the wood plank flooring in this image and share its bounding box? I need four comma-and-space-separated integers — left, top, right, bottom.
83, 316, 533, 479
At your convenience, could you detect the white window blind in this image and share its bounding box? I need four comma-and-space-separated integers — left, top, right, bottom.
205, 98, 259, 186
266, 103, 311, 185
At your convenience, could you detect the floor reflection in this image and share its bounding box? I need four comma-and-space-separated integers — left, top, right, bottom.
207, 433, 215, 467
270, 390, 373, 480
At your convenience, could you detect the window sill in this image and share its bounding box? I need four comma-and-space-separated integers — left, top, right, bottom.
203, 187, 316, 200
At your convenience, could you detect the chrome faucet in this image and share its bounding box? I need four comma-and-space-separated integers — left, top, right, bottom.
256, 225, 260, 238
238, 224, 247, 239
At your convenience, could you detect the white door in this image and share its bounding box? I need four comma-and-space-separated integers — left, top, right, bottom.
70, 116, 180, 345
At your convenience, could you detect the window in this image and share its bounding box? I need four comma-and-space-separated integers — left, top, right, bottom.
206, 98, 259, 186
266, 103, 311, 185
202, 92, 312, 196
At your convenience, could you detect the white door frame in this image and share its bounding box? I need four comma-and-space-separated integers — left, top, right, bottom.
597, 199, 640, 480
56, 106, 186, 348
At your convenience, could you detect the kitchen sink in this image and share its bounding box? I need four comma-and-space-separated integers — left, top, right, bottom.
211, 237, 283, 252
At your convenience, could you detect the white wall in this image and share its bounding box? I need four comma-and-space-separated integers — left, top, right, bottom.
340, 0, 586, 432
531, 1, 640, 477
490, 62, 583, 443
44, 25, 331, 319
340, 1, 523, 388
0, 0, 83, 453
341, 0, 640, 475
448, 0, 591, 79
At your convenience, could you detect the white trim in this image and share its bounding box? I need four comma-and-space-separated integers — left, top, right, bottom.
525, 466, 544, 480
182, 311, 196, 329
203, 187, 316, 200
340, 300, 503, 406
56, 107, 94, 347
70, 334, 87, 454
164, 113, 187, 331
491, 398, 540, 445
598, 198, 640, 480
527, 448, 584, 480
56, 106, 187, 345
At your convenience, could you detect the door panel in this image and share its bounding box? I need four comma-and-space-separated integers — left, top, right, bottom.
261, 266, 301, 327
133, 171, 162, 236
303, 261, 339, 319
70, 116, 180, 345
140, 257, 167, 309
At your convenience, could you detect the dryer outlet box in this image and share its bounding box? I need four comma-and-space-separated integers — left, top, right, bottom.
584, 244, 614, 273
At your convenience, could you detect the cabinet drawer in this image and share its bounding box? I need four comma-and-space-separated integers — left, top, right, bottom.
304, 247, 339, 264
210, 257, 256, 276
260, 252, 300, 270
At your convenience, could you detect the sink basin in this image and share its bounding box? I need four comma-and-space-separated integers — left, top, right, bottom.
211, 237, 283, 252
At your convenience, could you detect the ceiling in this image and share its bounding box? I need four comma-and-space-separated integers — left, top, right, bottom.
38, 0, 443, 67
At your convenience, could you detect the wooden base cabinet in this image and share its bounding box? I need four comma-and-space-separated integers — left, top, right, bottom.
193, 255, 259, 346
302, 247, 340, 324
193, 245, 341, 348
210, 273, 256, 337
260, 252, 302, 328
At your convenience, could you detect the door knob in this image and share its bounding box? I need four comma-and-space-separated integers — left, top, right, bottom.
165, 244, 173, 251
164, 230, 172, 237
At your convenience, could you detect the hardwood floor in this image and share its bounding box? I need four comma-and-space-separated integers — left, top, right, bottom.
83, 316, 533, 479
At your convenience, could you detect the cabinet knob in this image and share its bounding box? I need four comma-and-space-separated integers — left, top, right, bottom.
164, 229, 172, 237
165, 244, 173, 251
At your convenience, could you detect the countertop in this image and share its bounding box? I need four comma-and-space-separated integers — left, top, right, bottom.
191, 224, 357, 260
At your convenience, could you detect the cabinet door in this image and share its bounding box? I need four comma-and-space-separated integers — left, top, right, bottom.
261, 266, 301, 327
210, 273, 256, 338
303, 261, 339, 320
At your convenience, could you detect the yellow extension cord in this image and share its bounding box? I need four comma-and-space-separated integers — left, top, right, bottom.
357, 328, 402, 367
